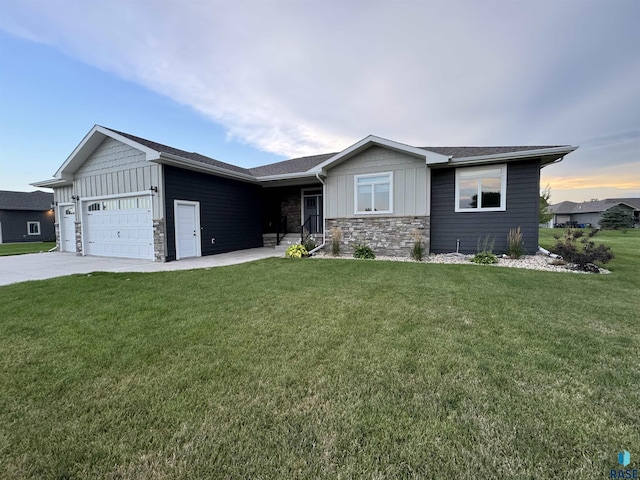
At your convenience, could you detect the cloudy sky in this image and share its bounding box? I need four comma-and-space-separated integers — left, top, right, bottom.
1, 0, 638, 203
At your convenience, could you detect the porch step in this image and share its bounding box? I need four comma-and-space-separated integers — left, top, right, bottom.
274, 234, 301, 254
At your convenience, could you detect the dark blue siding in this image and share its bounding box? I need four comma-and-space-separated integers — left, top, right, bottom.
164, 166, 263, 261
0, 210, 55, 243
430, 160, 541, 254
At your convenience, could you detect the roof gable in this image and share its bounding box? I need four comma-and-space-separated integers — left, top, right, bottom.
313, 135, 451, 173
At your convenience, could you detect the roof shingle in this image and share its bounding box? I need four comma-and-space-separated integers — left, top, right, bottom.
0, 190, 53, 211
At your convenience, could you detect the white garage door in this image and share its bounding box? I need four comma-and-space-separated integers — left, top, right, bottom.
83, 196, 153, 260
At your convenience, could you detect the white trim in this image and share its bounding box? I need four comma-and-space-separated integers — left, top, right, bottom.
27, 221, 41, 235
451, 146, 578, 164
174, 200, 202, 260
80, 190, 153, 202
0, 221, 3, 243
354, 171, 394, 215
455, 164, 507, 212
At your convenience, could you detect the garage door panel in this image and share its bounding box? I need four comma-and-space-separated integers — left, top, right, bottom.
84, 196, 153, 260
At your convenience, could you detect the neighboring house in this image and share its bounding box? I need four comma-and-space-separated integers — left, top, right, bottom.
33, 125, 577, 261
549, 198, 640, 228
0, 190, 55, 243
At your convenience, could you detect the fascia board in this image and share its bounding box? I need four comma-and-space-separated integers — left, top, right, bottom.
450, 146, 578, 165
30, 178, 72, 188
254, 171, 319, 182
154, 153, 257, 183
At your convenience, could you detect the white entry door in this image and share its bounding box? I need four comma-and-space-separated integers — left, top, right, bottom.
174, 201, 201, 260
60, 204, 76, 252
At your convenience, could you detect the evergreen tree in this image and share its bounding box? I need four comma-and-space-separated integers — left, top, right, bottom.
600, 205, 634, 230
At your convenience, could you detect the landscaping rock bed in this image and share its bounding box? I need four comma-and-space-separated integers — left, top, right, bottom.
311, 251, 610, 274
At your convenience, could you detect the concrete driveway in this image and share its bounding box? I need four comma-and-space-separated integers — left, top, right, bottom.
0, 248, 281, 286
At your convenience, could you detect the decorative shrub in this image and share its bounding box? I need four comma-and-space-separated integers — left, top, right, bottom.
507, 227, 525, 259
410, 229, 424, 261
471, 234, 497, 264
476, 235, 495, 256
353, 244, 375, 259
550, 228, 614, 270
330, 226, 342, 256
285, 244, 308, 258
302, 237, 317, 252
470, 252, 498, 264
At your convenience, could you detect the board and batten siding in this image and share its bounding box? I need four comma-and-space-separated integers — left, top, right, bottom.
53, 138, 163, 218
325, 146, 429, 218
430, 159, 541, 254
163, 165, 263, 261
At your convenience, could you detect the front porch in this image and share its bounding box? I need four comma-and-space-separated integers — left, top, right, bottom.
261, 183, 324, 248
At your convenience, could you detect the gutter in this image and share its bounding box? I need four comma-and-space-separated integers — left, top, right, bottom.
308, 172, 326, 255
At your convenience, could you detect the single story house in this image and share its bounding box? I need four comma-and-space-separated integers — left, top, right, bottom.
0, 190, 55, 243
33, 125, 577, 261
549, 198, 640, 228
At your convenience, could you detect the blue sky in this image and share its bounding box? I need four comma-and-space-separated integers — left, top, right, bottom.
1, 0, 639, 204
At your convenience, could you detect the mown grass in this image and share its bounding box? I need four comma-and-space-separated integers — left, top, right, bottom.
0, 230, 638, 479
0, 242, 56, 256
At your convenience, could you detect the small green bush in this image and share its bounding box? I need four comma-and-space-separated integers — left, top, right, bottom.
302, 237, 316, 252
285, 244, 308, 258
472, 234, 497, 264
353, 244, 375, 259
470, 252, 498, 264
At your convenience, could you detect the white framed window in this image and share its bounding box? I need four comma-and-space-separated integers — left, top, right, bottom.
354, 172, 393, 214
27, 221, 41, 235
455, 165, 507, 212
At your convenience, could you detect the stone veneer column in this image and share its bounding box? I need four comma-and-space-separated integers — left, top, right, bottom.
153, 219, 166, 262
54, 223, 60, 252
74, 222, 83, 255
325, 216, 430, 257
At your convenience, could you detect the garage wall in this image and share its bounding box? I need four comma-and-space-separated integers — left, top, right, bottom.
54, 138, 163, 218
163, 166, 263, 261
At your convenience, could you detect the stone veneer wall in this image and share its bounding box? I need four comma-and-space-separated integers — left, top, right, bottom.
74, 222, 83, 255
54, 223, 61, 252
153, 219, 166, 262
281, 190, 302, 233
325, 216, 430, 257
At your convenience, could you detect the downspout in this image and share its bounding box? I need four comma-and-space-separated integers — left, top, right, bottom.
308, 172, 326, 255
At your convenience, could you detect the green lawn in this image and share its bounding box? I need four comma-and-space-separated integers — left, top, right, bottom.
0, 242, 56, 256
1, 231, 638, 479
